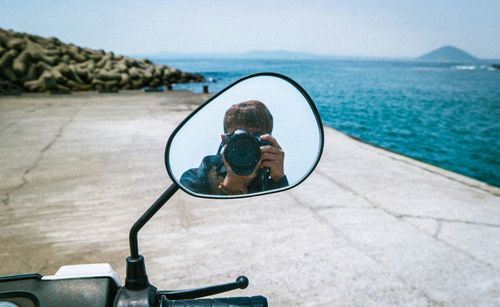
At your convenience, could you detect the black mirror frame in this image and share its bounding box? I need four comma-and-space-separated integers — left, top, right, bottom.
164, 72, 325, 199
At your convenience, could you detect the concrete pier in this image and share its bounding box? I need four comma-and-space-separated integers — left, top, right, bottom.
1, 91, 499, 306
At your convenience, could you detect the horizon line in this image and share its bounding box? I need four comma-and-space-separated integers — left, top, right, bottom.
129, 50, 500, 62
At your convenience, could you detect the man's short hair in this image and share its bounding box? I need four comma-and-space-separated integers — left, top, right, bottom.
223, 100, 273, 133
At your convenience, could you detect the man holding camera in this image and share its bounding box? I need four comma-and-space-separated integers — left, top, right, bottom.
180, 100, 288, 195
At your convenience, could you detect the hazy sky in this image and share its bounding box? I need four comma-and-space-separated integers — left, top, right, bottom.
1, 0, 499, 58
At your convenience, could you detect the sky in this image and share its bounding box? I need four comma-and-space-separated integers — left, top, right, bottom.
1, 0, 499, 59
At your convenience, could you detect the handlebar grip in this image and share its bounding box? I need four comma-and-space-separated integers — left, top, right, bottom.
160, 295, 268, 307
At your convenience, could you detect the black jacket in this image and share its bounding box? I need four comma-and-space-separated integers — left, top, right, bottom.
180, 155, 288, 195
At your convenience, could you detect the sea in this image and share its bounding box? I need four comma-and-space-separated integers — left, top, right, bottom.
155, 58, 500, 187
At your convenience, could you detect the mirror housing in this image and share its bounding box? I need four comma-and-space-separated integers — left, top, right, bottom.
165, 72, 324, 199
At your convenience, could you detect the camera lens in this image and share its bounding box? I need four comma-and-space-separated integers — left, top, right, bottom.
224, 130, 262, 176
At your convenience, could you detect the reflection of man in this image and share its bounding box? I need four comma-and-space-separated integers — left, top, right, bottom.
180, 100, 288, 195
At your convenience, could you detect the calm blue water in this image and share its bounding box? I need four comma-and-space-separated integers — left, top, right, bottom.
156, 58, 500, 187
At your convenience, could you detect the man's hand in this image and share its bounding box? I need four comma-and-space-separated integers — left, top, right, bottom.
259, 134, 285, 182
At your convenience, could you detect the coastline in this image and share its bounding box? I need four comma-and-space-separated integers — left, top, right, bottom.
1, 90, 499, 306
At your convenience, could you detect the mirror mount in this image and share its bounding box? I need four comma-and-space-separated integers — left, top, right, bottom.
125, 183, 179, 290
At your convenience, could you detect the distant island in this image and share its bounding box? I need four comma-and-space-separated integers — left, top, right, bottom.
417, 46, 478, 62
143, 47, 496, 63
140, 46, 500, 69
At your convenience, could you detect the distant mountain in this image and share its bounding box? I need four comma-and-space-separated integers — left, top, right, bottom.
137, 47, 495, 63
417, 46, 479, 62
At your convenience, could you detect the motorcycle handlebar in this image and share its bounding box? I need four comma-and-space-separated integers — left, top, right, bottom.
160, 295, 268, 307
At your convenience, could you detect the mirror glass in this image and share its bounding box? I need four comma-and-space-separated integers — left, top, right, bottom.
165, 73, 324, 198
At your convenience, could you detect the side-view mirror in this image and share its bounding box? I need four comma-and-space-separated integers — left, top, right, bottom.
165, 72, 324, 198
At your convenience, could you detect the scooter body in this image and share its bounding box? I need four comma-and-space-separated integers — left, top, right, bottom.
0, 264, 120, 306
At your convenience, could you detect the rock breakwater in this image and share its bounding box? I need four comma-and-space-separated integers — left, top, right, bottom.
0, 28, 204, 94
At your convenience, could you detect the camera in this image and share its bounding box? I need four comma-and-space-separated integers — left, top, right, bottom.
222, 129, 271, 176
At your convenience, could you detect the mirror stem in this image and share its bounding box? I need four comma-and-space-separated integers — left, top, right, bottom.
129, 183, 179, 258
125, 183, 179, 290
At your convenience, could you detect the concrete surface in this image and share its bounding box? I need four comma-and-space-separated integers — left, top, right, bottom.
0, 91, 499, 306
